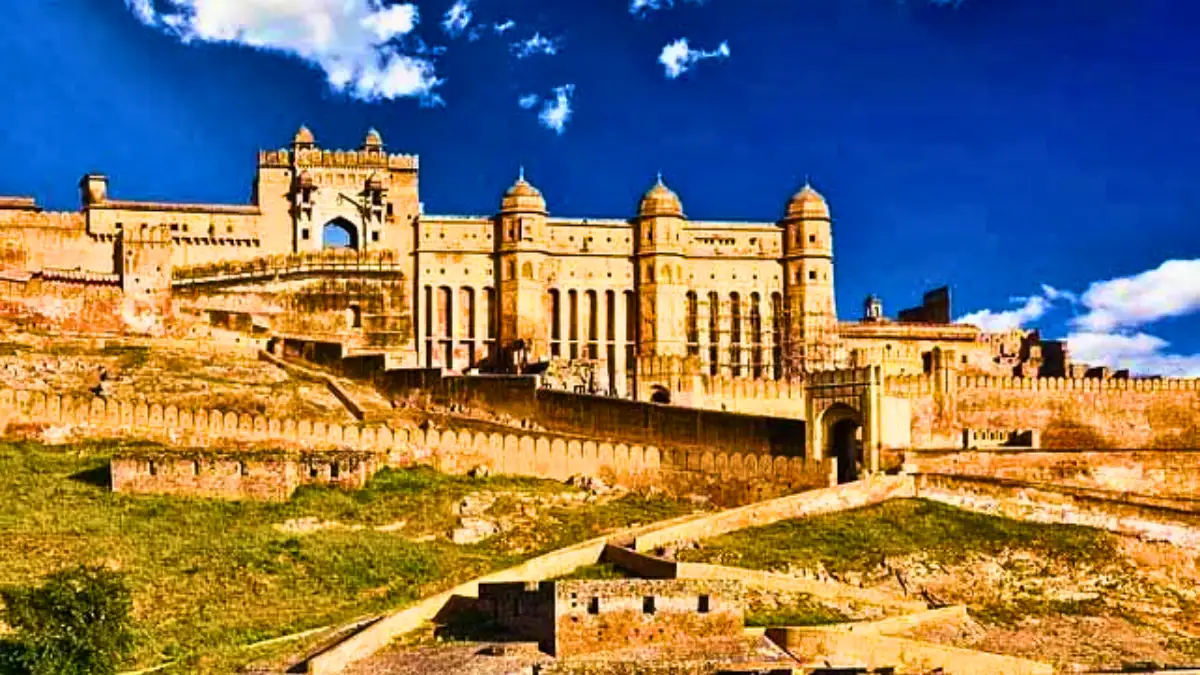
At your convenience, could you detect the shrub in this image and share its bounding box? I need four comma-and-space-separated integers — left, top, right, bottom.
0, 565, 135, 675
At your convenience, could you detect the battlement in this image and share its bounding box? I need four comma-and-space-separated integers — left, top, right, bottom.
93, 199, 260, 216
257, 148, 419, 171
39, 268, 120, 285
955, 374, 1200, 392
807, 366, 879, 387
172, 248, 403, 283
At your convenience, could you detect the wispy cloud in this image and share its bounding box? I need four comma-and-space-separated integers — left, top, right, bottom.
122, 0, 443, 103
658, 38, 730, 79
956, 295, 1051, 333
630, 0, 706, 18
493, 19, 515, 34
537, 85, 575, 135
955, 263, 1200, 377
442, 0, 472, 37
511, 32, 560, 59
517, 93, 540, 110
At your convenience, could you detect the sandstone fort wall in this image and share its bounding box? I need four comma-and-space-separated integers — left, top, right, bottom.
884, 373, 1200, 449
906, 448, 1200, 502
0, 387, 825, 499
376, 369, 807, 457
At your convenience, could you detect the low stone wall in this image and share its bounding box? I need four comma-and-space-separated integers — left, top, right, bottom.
766, 626, 1054, 675
915, 474, 1200, 549
630, 475, 917, 553
675, 564, 928, 615
906, 448, 1200, 503
110, 449, 380, 501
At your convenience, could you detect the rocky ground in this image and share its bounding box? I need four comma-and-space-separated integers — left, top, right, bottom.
0, 329, 353, 422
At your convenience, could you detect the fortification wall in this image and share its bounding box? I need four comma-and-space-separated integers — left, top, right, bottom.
0, 387, 822, 500
0, 210, 115, 274
885, 373, 1200, 449
0, 276, 127, 333
378, 370, 806, 458
906, 448, 1200, 502
914, 474, 1200, 549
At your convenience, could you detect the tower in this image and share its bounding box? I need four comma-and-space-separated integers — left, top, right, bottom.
780, 183, 841, 374
495, 169, 550, 369
634, 174, 688, 361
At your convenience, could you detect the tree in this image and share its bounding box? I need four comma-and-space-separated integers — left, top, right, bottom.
0, 565, 134, 675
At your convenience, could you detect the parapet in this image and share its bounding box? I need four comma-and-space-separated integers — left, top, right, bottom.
257, 148, 419, 171
0, 196, 39, 211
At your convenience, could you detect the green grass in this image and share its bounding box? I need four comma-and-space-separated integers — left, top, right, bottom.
0, 441, 694, 673
744, 594, 850, 627
677, 499, 1118, 577
552, 563, 634, 581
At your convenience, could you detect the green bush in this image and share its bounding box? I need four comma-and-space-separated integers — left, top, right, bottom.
0, 566, 135, 675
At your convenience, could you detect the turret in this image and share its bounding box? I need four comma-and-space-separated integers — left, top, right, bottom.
495, 169, 551, 368
780, 182, 841, 373
634, 174, 688, 360
80, 174, 108, 207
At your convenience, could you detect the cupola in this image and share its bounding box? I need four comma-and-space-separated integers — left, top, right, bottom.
293, 125, 316, 147
785, 183, 830, 221
499, 167, 548, 214
638, 173, 684, 218
363, 128, 383, 150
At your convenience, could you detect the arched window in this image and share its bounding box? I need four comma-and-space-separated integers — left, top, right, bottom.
322, 217, 358, 250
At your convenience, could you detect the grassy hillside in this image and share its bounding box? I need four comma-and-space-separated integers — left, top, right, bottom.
0, 440, 693, 672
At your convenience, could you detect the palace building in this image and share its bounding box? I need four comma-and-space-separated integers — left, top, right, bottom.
0, 127, 1077, 400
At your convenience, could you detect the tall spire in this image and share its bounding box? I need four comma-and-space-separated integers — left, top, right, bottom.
518, 165, 526, 182
656, 170, 664, 186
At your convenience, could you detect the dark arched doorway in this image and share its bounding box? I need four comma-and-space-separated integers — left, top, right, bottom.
649, 385, 671, 404
323, 217, 359, 250
831, 418, 863, 484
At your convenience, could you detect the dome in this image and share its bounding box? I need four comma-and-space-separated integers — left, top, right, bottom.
638, 173, 683, 218
363, 128, 383, 149
293, 125, 315, 146
785, 183, 830, 220
500, 168, 547, 214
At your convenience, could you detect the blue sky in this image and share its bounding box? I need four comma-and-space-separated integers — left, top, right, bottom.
2, 0, 1199, 375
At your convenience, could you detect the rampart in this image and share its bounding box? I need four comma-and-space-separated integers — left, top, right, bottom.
0, 387, 827, 500
905, 448, 1200, 503
374, 369, 807, 457
884, 372, 1200, 449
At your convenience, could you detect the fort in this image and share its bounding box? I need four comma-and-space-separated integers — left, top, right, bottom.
3, 127, 1195, 490
2, 128, 1200, 674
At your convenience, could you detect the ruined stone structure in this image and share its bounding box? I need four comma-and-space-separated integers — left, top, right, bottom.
110, 449, 380, 501
477, 579, 743, 658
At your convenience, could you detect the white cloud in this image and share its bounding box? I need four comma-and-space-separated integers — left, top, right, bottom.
517, 93, 540, 109
537, 85, 575, 135
1070, 259, 1200, 333
630, 0, 706, 17
954, 258, 1200, 377
442, 0, 472, 37
956, 295, 1050, 333
123, 0, 443, 103
658, 38, 730, 79
493, 19, 515, 34
511, 32, 560, 59
1065, 331, 1200, 378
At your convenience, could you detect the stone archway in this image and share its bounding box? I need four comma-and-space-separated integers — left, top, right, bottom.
821, 403, 863, 484
649, 385, 671, 404
322, 217, 359, 250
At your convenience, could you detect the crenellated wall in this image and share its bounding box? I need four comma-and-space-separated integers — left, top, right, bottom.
0, 387, 827, 500
884, 372, 1200, 449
